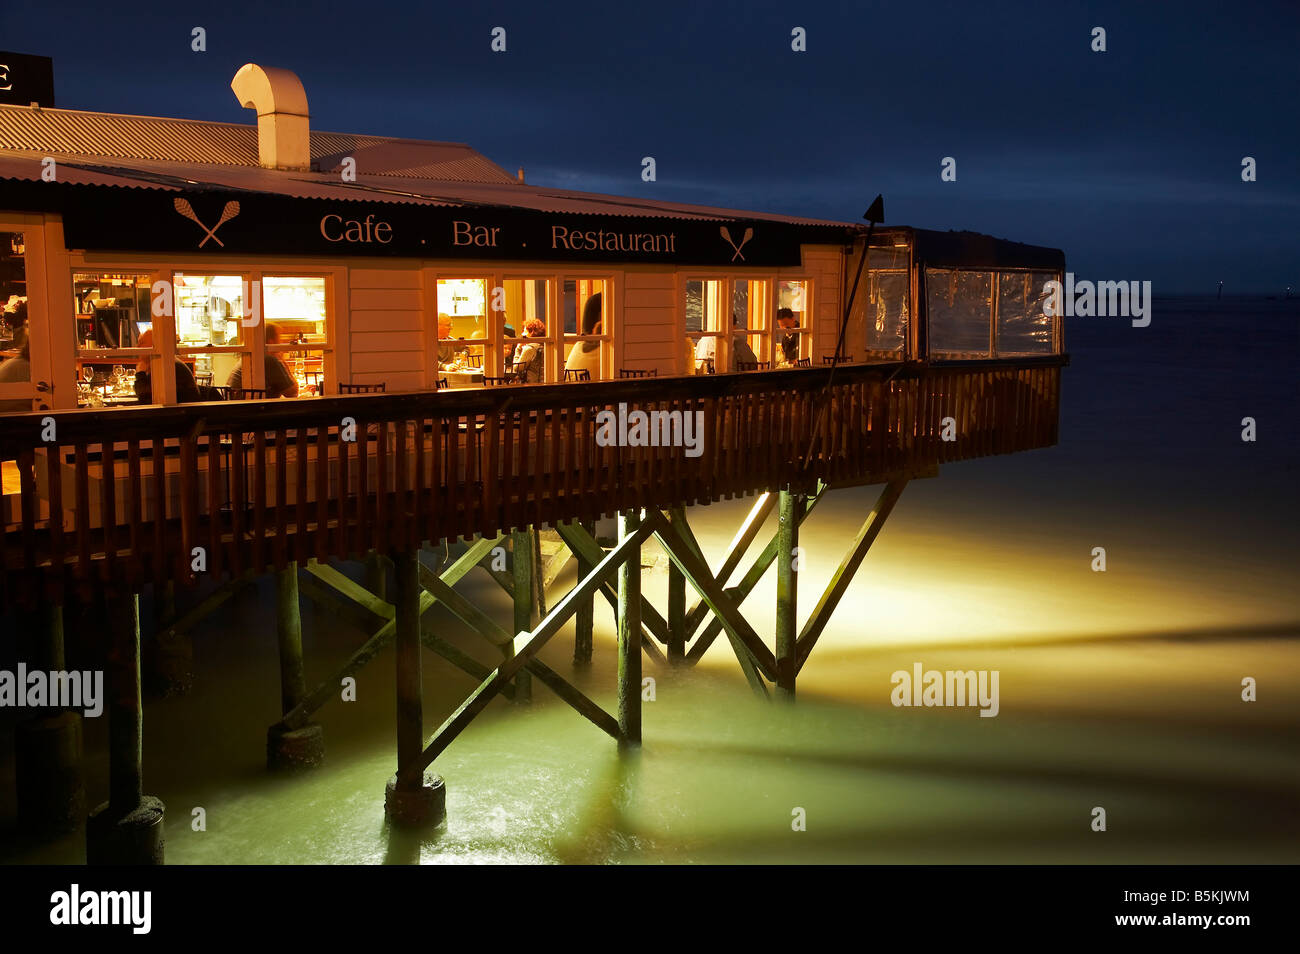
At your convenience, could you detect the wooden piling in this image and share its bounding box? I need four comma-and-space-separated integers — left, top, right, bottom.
385, 548, 446, 827
14, 601, 85, 837
365, 551, 389, 602
267, 561, 324, 770
775, 490, 802, 698
617, 511, 643, 745
511, 529, 534, 702
573, 519, 595, 666
394, 550, 423, 788
87, 589, 164, 865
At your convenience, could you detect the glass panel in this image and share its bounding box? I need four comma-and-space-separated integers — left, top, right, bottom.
733, 279, 768, 370
175, 273, 244, 348
996, 271, 1055, 354
562, 278, 608, 380
501, 278, 551, 382
865, 269, 909, 353
0, 232, 31, 410
74, 272, 151, 351
926, 269, 993, 356
263, 277, 326, 344
0, 232, 29, 384
437, 278, 487, 371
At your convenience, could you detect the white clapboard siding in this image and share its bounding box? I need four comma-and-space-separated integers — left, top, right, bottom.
802, 247, 844, 359
620, 269, 678, 373
347, 266, 425, 391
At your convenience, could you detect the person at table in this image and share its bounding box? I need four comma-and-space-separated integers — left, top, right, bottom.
0, 309, 32, 411
512, 318, 547, 383
437, 313, 466, 370
776, 307, 800, 366
564, 293, 603, 379
226, 322, 298, 398
133, 328, 202, 403
694, 313, 759, 371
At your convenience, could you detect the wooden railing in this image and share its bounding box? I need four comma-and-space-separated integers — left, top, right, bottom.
0, 357, 1063, 602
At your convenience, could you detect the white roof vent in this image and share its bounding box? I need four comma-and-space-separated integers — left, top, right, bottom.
231, 64, 310, 171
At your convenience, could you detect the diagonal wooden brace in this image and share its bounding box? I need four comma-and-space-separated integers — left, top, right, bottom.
419, 515, 660, 768
794, 479, 907, 672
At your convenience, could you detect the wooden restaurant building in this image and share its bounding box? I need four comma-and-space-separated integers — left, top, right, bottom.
0, 63, 1067, 857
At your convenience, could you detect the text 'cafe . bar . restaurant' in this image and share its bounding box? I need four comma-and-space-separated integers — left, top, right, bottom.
0, 58, 1064, 414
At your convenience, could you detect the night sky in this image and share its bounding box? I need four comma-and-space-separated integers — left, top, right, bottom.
3, 0, 1297, 292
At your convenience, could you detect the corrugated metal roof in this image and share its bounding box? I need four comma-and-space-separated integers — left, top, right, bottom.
0, 148, 855, 228
0, 103, 516, 183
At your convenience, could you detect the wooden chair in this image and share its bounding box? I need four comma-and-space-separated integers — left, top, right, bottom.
304, 370, 324, 392
462, 353, 483, 370
337, 382, 386, 394
195, 372, 213, 388
795, 358, 811, 368
483, 375, 520, 387
215, 386, 267, 401
563, 368, 591, 382
619, 368, 657, 378
695, 358, 715, 375
435, 378, 450, 390
736, 360, 771, 372
822, 354, 852, 365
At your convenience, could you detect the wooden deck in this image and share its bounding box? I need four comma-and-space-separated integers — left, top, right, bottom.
0, 357, 1063, 603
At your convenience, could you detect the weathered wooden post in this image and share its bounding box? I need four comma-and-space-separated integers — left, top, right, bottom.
775, 490, 802, 698
267, 562, 325, 770
667, 508, 687, 664
573, 519, 595, 667
364, 551, 389, 602
87, 588, 165, 865
144, 579, 193, 697
617, 510, 643, 745
14, 601, 86, 837
384, 549, 446, 827
510, 529, 534, 702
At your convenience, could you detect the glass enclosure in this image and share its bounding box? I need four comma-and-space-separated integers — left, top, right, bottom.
926, 267, 1058, 357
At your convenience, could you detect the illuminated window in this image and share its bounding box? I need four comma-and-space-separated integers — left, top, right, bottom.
865, 246, 910, 356
561, 278, 610, 381
71, 271, 152, 407
174, 273, 247, 395
730, 279, 770, 370
775, 279, 810, 367
501, 278, 552, 383
264, 276, 328, 396
436, 278, 489, 378
995, 271, 1056, 354
685, 278, 725, 374
0, 232, 32, 412
926, 269, 993, 357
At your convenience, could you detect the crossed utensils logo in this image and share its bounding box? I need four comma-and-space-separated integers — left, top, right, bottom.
720, 225, 754, 261
174, 198, 240, 247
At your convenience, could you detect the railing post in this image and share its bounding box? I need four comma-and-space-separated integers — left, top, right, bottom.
776, 489, 802, 698
617, 510, 643, 745
385, 548, 446, 827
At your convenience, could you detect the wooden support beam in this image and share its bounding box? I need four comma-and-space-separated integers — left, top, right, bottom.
795, 479, 907, 672
667, 508, 687, 664
511, 530, 535, 703
364, 551, 389, 603
165, 574, 250, 636
557, 520, 670, 649
775, 491, 802, 698
421, 633, 515, 701
526, 658, 621, 741
298, 574, 383, 634
305, 561, 394, 621
571, 520, 596, 664
419, 515, 658, 769
617, 511, 643, 745
418, 565, 511, 648
394, 550, 423, 789
686, 487, 825, 664
104, 591, 143, 816
276, 562, 307, 713
651, 516, 779, 683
